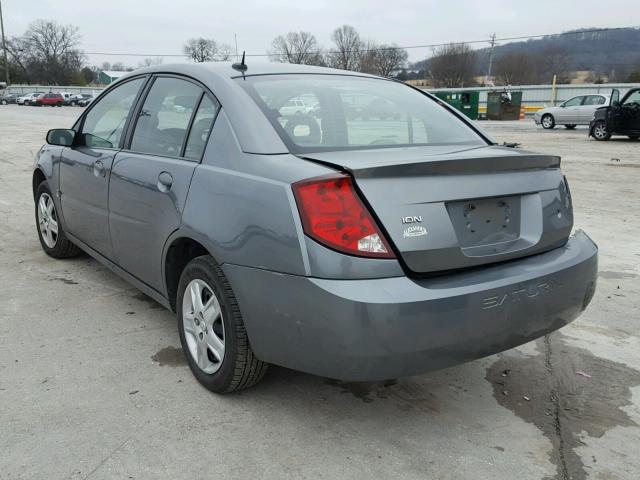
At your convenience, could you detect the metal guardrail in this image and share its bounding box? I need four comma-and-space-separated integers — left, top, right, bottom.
5, 85, 105, 95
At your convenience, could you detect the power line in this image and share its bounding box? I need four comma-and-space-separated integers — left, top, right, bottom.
82, 26, 639, 59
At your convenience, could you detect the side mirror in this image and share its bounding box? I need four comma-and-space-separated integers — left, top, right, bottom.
46, 129, 76, 147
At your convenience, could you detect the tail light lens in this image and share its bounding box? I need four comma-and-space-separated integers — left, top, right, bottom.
292, 173, 395, 258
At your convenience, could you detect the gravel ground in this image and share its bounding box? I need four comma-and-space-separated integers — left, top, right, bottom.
1, 105, 639, 480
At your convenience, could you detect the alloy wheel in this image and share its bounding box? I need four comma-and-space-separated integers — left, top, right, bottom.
37, 193, 58, 248
182, 279, 225, 374
542, 115, 553, 128
593, 121, 608, 140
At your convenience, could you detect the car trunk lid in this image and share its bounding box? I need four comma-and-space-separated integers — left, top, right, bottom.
301, 145, 573, 274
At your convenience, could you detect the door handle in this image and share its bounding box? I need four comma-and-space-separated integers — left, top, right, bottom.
157, 171, 173, 192
93, 160, 106, 177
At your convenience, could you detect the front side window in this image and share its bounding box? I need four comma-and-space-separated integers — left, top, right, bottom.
237, 75, 485, 153
129, 77, 202, 157
81, 78, 145, 149
563, 96, 583, 107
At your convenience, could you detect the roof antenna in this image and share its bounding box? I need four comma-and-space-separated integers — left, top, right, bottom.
232, 51, 247, 73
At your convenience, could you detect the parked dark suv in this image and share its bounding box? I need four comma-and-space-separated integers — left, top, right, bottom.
34, 63, 598, 393
590, 88, 640, 140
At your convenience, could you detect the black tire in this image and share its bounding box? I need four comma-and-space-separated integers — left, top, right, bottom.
592, 120, 611, 141
177, 255, 268, 393
35, 181, 81, 258
564, 124, 577, 130
628, 136, 639, 141
71, 100, 77, 106
541, 114, 555, 129
1, 99, 7, 105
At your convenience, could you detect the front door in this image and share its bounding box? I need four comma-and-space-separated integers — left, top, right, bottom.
108, 76, 219, 292
59, 77, 146, 258
558, 96, 583, 123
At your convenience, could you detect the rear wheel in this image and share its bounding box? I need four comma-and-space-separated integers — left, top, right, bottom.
541, 114, 555, 129
177, 255, 268, 393
35, 181, 81, 258
1, 99, 7, 105
564, 124, 577, 129
592, 120, 611, 141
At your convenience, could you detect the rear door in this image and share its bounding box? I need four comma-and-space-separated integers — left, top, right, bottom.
579, 95, 606, 123
108, 75, 219, 291
58, 77, 146, 258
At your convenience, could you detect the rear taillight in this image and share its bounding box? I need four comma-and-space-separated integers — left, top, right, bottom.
292, 173, 395, 258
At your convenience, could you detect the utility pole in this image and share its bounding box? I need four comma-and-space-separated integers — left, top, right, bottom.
0, 0, 10, 86
485, 33, 496, 86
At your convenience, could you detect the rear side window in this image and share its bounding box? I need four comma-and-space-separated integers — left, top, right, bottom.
584, 95, 605, 106
237, 74, 484, 153
81, 77, 145, 149
130, 77, 202, 157
184, 96, 218, 160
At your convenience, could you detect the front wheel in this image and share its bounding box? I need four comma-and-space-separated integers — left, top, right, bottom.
541, 114, 555, 129
564, 124, 577, 130
1, 100, 7, 105
35, 181, 81, 258
592, 120, 611, 141
177, 255, 268, 393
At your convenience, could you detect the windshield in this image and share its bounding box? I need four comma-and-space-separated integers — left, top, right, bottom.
237, 74, 485, 153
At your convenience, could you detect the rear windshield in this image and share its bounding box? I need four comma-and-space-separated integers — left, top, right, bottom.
236, 74, 485, 153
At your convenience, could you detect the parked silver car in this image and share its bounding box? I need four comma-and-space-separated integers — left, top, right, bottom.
16, 92, 44, 106
34, 63, 598, 393
534, 94, 610, 129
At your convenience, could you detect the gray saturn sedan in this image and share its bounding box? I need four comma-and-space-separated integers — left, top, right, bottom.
34, 62, 598, 393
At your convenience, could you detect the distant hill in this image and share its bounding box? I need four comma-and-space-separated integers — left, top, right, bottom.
409, 27, 640, 84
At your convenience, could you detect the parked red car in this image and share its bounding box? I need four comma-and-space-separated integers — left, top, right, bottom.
33, 93, 64, 107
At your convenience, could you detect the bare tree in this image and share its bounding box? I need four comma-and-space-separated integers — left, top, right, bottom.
493, 52, 537, 85
19, 20, 84, 84
371, 44, 408, 77
327, 25, 361, 71
184, 38, 217, 62
5, 36, 32, 83
110, 62, 126, 71
429, 43, 478, 88
216, 43, 234, 61
269, 31, 324, 65
357, 42, 408, 77
538, 46, 570, 83
138, 57, 163, 68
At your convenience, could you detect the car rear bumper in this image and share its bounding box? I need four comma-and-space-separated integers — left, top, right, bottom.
223, 230, 598, 381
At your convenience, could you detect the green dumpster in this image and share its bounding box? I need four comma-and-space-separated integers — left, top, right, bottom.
433, 90, 479, 120
487, 91, 522, 120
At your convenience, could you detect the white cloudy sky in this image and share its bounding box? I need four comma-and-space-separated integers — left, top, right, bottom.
2, 0, 636, 66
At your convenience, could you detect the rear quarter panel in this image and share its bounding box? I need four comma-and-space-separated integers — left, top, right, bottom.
179, 110, 329, 275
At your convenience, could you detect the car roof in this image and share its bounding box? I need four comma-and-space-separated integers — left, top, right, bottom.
131, 61, 380, 80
